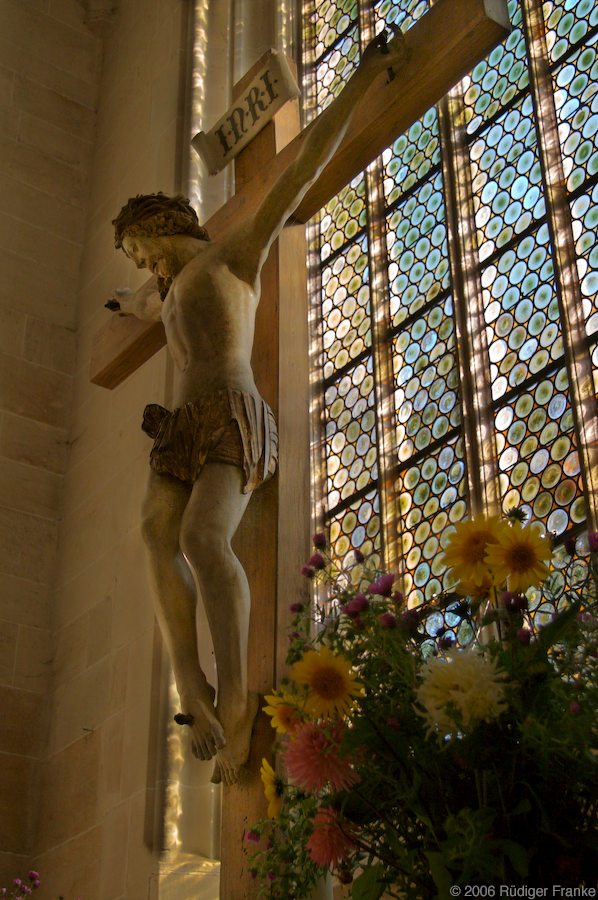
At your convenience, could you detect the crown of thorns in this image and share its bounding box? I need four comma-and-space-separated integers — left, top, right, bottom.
112, 192, 209, 248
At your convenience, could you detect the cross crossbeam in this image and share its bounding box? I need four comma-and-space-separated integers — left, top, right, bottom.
90, 0, 509, 389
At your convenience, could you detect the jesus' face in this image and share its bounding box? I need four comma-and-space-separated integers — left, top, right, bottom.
122, 234, 178, 281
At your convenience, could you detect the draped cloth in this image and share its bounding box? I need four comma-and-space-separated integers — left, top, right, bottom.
141, 389, 278, 493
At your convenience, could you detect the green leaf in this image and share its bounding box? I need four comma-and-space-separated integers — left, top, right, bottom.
499, 840, 529, 878
425, 851, 453, 895
351, 864, 387, 900
535, 599, 581, 657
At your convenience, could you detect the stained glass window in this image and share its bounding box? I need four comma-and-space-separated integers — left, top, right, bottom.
303, 0, 598, 628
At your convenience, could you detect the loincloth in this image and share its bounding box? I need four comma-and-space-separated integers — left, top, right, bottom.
141, 389, 278, 493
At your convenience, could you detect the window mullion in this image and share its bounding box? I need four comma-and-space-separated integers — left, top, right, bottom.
359, 3, 401, 571
438, 90, 502, 516
521, 0, 598, 530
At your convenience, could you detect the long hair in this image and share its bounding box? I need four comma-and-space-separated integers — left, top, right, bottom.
112, 192, 209, 248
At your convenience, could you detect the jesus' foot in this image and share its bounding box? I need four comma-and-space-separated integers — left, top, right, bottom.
179, 691, 226, 761
211, 692, 260, 786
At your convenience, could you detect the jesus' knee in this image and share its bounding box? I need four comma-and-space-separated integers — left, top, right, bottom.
179, 524, 236, 582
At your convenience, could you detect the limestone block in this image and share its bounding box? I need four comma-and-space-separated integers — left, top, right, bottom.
0, 35, 100, 109
0, 752, 36, 852
0, 620, 18, 686
19, 112, 93, 170
0, 413, 68, 475
32, 826, 102, 900
0, 213, 82, 279
0, 102, 20, 141
120, 693, 152, 799
0, 135, 87, 209
52, 613, 88, 687
112, 530, 154, 649
14, 75, 96, 141
0, 64, 14, 108
98, 710, 125, 816
99, 800, 128, 899
0, 851, 30, 889
0, 306, 25, 357
36, 731, 99, 852
3, 0, 100, 83
53, 548, 114, 630
125, 788, 159, 898
23, 316, 76, 374
0, 175, 87, 242
0, 685, 46, 756
3, 248, 76, 328
0, 507, 57, 585
13, 625, 50, 694
0, 574, 50, 628
87, 597, 112, 666
0, 352, 72, 428
48, 655, 111, 753
109, 646, 129, 713
0, 459, 63, 520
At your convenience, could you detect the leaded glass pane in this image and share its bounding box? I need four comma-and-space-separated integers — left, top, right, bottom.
320, 173, 367, 261
386, 168, 450, 328
462, 1, 528, 136
321, 234, 371, 379
329, 489, 381, 567
482, 223, 564, 402
373, 0, 429, 33
553, 33, 598, 195
312, 0, 359, 60
494, 367, 585, 535
543, 0, 598, 66
394, 294, 461, 464
470, 94, 546, 262
382, 106, 441, 206
396, 435, 468, 606
571, 182, 598, 340
324, 356, 378, 509
315, 24, 360, 110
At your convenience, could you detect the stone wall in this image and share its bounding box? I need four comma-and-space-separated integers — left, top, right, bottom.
0, 0, 101, 885
0, 0, 188, 896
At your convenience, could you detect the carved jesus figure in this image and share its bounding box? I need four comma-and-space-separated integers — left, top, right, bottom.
109, 31, 406, 786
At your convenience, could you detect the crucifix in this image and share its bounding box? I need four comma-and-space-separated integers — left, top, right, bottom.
89, 1, 509, 895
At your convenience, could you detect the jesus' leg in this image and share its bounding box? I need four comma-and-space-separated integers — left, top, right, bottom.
141, 469, 225, 759
179, 462, 258, 786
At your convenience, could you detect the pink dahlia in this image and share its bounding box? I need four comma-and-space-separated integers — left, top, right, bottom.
284, 722, 358, 792
307, 807, 356, 867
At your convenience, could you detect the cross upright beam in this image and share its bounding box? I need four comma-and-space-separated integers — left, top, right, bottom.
89, 0, 510, 390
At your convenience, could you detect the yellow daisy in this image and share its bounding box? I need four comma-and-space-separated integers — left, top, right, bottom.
263, 692, 303, 734
416, 648, 508, 739
260, 757, 284, 818
484, 521, 551, 592
291, 645, 363, 719
442, 515, 508, 589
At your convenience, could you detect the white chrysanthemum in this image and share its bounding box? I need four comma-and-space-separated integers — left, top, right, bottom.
416, 648, 508, 739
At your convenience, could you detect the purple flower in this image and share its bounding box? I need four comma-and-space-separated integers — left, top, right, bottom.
312, 532, 327, 549
368, 574, 395, 596
301, 564, 315, 579
27, 874, 39, 883
564, 535, 576, 556
400, 609, 421, 635
267, 872, 277, 882
13, 881, 22, 888
344, 593, 369, 618
589, 531, 598, 552
249, 868, 258, 880
517, 627, 532, 645
378, 612, 397, 629
501, 592, 528, 613
570, 701, 581, 716
308, 552, 326, 570
289, 602, 304, 614
32, 884, 41, 892
392, 590, 404, 606
352, 615, 364, 629
245, 829, 260, 843
353, 548, 365, 563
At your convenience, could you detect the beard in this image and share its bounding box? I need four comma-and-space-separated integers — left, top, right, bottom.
152, 245, 182, 300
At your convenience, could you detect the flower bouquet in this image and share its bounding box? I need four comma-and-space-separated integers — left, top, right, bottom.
247, 519, 598, 897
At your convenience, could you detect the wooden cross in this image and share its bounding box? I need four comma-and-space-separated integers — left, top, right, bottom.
89, 2, 509, 897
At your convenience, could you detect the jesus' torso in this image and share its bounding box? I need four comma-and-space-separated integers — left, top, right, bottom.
161, 242, 261, 407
